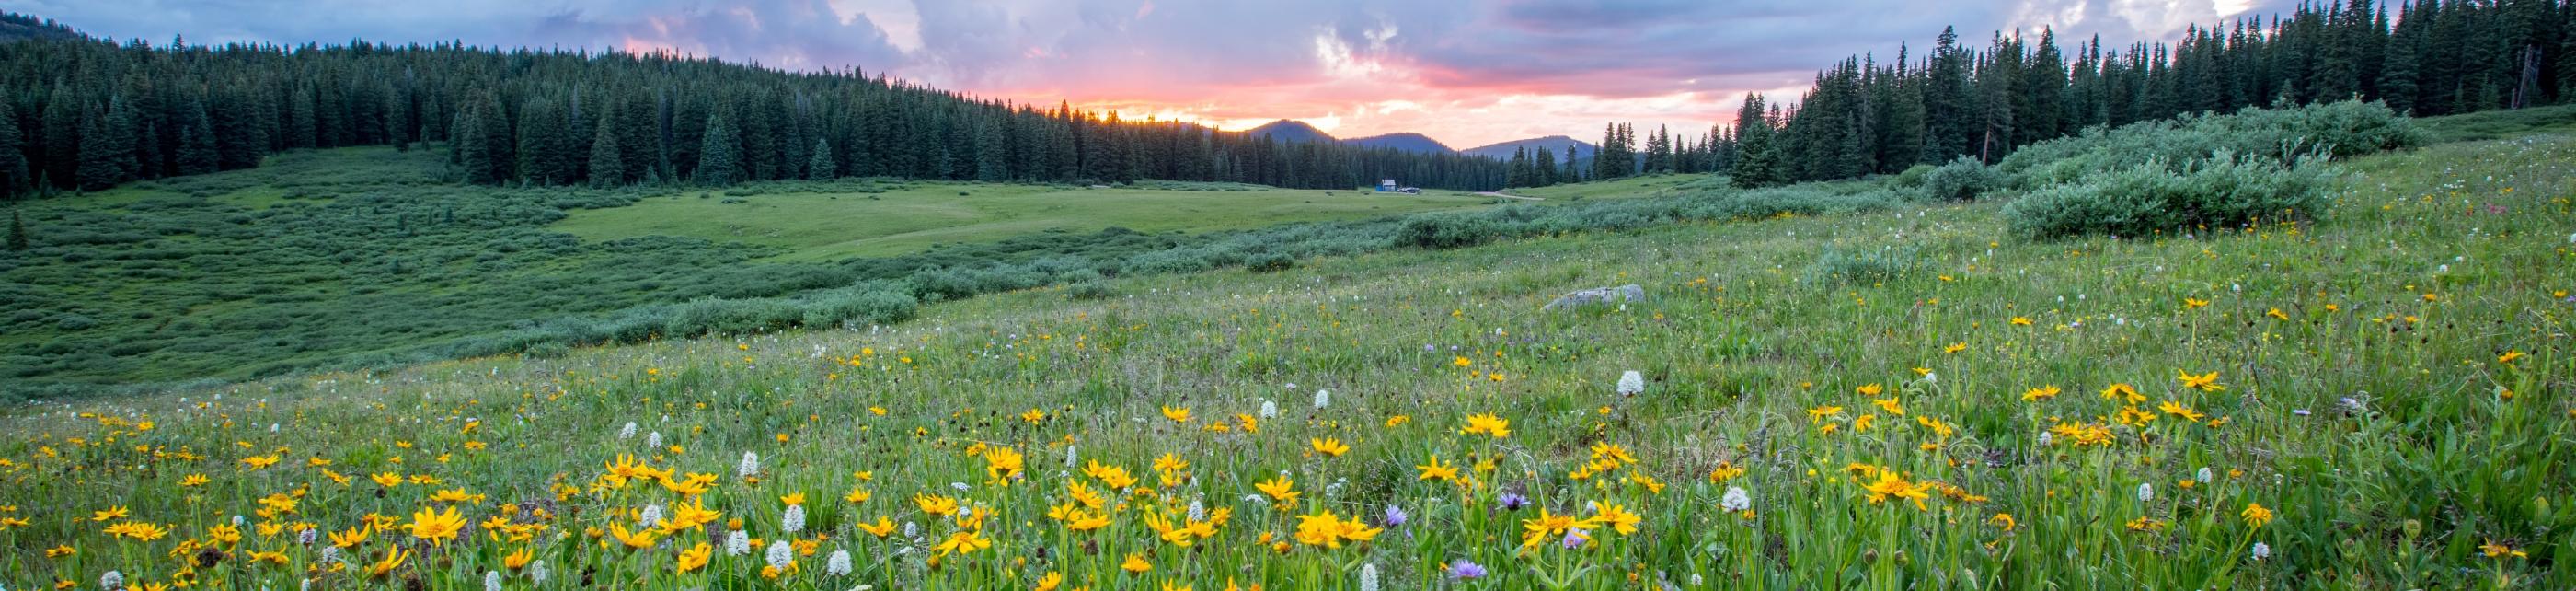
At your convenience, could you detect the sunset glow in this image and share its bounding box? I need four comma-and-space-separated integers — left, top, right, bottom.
31, 0, 2281, 148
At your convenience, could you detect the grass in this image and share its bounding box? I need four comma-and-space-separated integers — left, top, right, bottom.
2412, 104, 2576, 144
554, 183, 1494, 261
0, 125, 2567, 589
1507, 174, 1715, 201
0, 145, 1532, 389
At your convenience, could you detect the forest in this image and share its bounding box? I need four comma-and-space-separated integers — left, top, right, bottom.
1504, 0, 2576, 188
0, 15, 1508, 196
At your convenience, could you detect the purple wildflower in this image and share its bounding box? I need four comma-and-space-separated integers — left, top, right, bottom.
1498, 492, 1530, 512
1383, 504, 1408, 527
1447, 559, 1489, 580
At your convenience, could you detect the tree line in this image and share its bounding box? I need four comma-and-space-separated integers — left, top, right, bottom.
1512, 0, 2574, 189
0, 19, 1509, 198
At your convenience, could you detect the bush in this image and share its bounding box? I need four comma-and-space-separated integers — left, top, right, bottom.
665, 298, 802, 338
1999, 99, 2420, 189
801, 290, 918, 328
1394, 212, 1510, 249
1066, 279, 1116, 300
1245, 252, 1294, 272
2003, 156, 2333, 239
1122, 249, 1215, 275
1892, 164, 1937, 188
1917, 156, 2002, 201
1804, 245, 1921, 285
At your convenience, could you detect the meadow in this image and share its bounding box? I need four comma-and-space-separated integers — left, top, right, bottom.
554, 182, 1491, 261
0, 104, 2566, 589
0, 147, 1500, 390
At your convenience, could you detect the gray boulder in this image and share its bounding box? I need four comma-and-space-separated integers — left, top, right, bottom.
1543, 284, 1645, 310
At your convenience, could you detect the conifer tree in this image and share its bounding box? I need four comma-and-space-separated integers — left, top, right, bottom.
6, 209, 25, 251
587, 106, 624, 187
0, 99, 25, 198
808, 137, 834, 180
696, 112, 737, 186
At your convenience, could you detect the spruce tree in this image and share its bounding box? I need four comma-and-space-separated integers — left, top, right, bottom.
587, 106, 623, 187
6, 209, 25, 251
807, 137, 834, 180
1533, 147, 1557, 187
76, 102, 134, 191
696, 112, 737, 186
39, 84, 80, 188
0, 99, 24, 198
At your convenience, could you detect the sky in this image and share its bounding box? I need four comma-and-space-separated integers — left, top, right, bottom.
7, 0, 2287, 150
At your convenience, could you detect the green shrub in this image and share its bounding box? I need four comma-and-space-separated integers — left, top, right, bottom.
1394, 212, 1509, 249
1066, 279, 1116, 301
665, 298, 802, 337
1804, 245, 1921, 285
1245, 252, 1294, 272
1892, 164, 1937, 188
2000, 100, 2419, 189
1918, 156, 2001, 201
2003, 156, 2333, 239
801, 290, 918, 328
1123, 249, 1215, 275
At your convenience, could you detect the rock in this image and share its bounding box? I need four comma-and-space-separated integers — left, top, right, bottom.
1543, 284, 1644, 310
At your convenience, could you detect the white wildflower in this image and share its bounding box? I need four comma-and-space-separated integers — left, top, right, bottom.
2250, 541, 2271, 561
619, 422, 638, 439
101, 571, 123, 591
1313, 389, 1331, 410
1259, 400, 1279, 419
2196, 467, 2214, 483
1616, 370, 1644, 396
1064, 445, 1079, 469
1720, 486, 1752, 512
2137, 482, 2153, 503
647, 431, 662, 449
639, 504, 665, 529
737, 451, 761, 478
826, 550, 853, 576
529, 561, 549, 585
782, 504, 806, 534
484, 570, 501, 591
765, 539, 796, 570
725, 530, 753, 555
1359, 563, 1380, 591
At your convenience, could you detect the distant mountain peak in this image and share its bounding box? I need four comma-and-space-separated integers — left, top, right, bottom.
1340, 133, 1455, 154
1462, 135, 1599, 159
1245, 120, 1335, 144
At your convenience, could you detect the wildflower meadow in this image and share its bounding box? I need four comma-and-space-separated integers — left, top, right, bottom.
1, 127, 2570, 590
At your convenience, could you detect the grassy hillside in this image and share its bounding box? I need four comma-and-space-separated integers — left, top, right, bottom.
556, 183, 1490, 261
0, 123, 2565, 589
0, 145, 1508, 389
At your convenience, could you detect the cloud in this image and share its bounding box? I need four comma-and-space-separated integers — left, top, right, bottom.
24, 0, 2297, 148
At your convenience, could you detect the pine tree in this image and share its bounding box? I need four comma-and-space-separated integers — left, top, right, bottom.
176, 96, 219, 176
6, 209, 26, 251
587, 106, 623, 187
0, 99, 25, 198
76, 99, 136, 191
1533, 147, 1557, 187
696, 112, 737, 186
1731, 94, 1783, 187
39, 84, 81, 188
2380, 19, 2422, 113
807, 137, 834, 180
1922, 27, 1972, 164
522, 96, 578, 184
